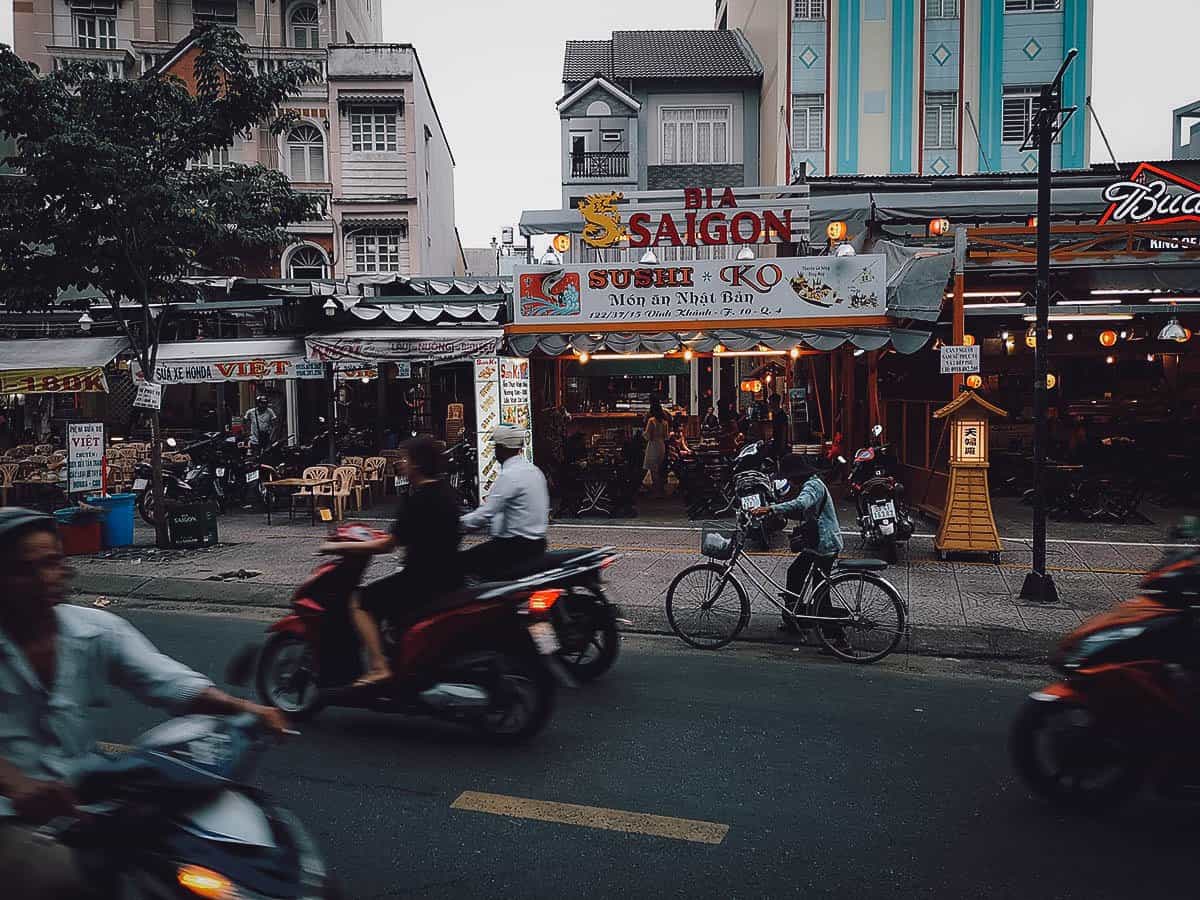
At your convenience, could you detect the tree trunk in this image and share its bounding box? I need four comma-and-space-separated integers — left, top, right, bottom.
149, 408, 169, 549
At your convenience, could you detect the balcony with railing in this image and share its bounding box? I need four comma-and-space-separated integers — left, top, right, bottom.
49, 46, 133, 80
570, 151, 631, 179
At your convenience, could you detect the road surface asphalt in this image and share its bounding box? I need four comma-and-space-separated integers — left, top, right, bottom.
91, 607, 1198, 900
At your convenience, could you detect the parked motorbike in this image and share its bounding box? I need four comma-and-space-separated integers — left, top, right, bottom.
53, 712, 336, 897
443, 437, 479, 511
1010, 518, 1200, 811
134, 436, 225, 525
845, 426, 912, 563
730, 440, 790, 549
232, 525, 619, 743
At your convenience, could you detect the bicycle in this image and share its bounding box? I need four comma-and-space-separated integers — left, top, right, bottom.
664, 513, 907, 664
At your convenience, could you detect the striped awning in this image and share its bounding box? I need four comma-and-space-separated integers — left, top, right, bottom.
506, 327, 933, 357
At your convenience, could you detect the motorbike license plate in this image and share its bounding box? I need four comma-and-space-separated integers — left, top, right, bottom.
131, 478, 148, 492
740, 494, 762, 511
870, 501, 897, 521
528, 622, 560, 655
216, 467, 226, 478
245, 470, 260, 484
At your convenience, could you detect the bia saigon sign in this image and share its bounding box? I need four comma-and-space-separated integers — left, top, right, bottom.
1099, 162, 1200, 227
578, 187, 798, 250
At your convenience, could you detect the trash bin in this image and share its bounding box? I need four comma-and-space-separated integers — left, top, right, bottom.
54, 507, 104, 556
84, 493, 137, 548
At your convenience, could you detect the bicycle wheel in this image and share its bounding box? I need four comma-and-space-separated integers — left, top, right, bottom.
811, 572, 905, 664
665, 563, 750, 650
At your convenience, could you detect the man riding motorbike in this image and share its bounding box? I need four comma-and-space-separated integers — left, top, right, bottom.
320, 435, 462, 687
0, 507, 287, 900
459, 424, 550, 580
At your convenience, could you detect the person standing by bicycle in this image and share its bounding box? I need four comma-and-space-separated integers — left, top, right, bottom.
751, 456, 843, 636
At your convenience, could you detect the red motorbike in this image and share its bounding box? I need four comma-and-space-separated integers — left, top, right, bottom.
229, 525, 617, 744
1010, 520, 1200, 810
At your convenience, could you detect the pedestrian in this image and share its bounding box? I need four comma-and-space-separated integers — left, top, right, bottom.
243, 396, 278, 450
642, 398, 670, 496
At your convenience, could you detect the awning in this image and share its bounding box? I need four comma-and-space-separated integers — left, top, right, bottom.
305, 329, 504, 364
347, 274, 511, 296
347, 303, 503, 324
0, 336, 128, 394
506, 327, 933, 357
133, 338, 324, 384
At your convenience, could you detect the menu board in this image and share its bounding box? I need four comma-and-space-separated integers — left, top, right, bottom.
473, 356, 533, 500
68, 423, 105, 494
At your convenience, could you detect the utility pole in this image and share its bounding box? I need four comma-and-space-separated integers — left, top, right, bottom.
1019, 48, 1077, 605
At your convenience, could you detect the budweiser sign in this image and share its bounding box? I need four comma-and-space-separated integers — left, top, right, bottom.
1099, 162, 1200, 226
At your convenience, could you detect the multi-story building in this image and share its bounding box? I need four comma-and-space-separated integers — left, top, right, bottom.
558, 30, 763, 209
13, 0, 463, 277
717, 0, 1092, 181
1174, 101, 1200, 161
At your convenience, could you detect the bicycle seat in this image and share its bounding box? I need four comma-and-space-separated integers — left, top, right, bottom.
837, 558, 888, 572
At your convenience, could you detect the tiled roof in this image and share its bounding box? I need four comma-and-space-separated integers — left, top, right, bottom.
562, 30, 762, 84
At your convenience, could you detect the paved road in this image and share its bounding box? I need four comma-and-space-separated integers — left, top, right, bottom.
92, 608, 1195, 899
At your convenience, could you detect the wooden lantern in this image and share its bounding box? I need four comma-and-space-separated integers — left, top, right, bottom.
932, 390, 1008, 562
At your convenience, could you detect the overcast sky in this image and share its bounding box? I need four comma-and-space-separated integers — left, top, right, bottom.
0, 2, 1194, 249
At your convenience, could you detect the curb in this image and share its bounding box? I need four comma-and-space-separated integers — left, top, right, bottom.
74, 572, 1058, 663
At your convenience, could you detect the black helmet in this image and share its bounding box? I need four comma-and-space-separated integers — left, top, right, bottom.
0, 507, 55, 546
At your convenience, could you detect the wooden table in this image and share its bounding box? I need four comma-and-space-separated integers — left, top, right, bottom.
263, 478, 334, 525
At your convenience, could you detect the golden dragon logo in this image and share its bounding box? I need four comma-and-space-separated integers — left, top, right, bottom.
577, 192, 627, 248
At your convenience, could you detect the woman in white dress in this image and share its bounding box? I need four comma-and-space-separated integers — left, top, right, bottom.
643, 398, 670, 496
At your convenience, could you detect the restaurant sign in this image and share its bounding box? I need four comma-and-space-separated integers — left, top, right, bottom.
578, 187, 799, 249
513, 256, 886, 327
0, 367, 108, 394
132, 357, 324, 384
1099, 162, 1200, 227
306, 334, 503, 364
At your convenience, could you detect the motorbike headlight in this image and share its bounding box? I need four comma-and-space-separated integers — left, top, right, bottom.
1062, 625, 1146, 669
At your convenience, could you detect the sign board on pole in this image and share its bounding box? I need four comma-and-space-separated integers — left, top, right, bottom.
395, 361, 412, 379
939, 345, 981, 375
133, 381, 163, 410
68, 423, 105, 494
473, 357, 533, 500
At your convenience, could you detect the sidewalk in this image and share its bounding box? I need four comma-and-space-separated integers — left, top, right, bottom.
70, 492, 1179, 661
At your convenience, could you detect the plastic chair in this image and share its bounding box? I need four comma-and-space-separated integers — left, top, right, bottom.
332, 466, 359, 520
291, 465, 333, 519
341, 456, 364, 469
363, 457, 386, 506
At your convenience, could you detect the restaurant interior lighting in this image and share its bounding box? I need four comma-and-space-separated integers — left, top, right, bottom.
1106, 355, 1116, 365
714, 348, 787, 357
963, 301, 1025, 308
683, 348, 694, 361
639, 248, 658, 265
1064, 299, 1120, 306
1158, 317, 1190, 342
322, 297, 337, 317
789, 346, 801, 359
853, 348, 865, 357
77, 311, 93, 332
713, 344, 725, 354
1091, 288, 1163, 296
947, 291, 1023, 298
587, 352, 666, 360
736, 245, 755, 261
1000, 330, 1010, 340
1024, 314, 1134, 322
1148, 297, 1200, 303
1119, 330, 1128, 340
577, 350, 591, 364
1147, 353, 1156, 362
1066, 332, 1074, 341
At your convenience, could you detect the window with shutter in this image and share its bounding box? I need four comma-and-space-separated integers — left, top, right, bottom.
926, 0, 957, 17
660, 107, 730, 166
1002, 88, 1038, 144
193, 0, 237, 24
1004, 0, 1060, 10
287, 245, 328, 279
290, 5, 319, 49
286, 124, 325, 181
350, 107, 397, 153
193, 145, 233, 170
924, 92, 957, 149
75, 14, 117, 50
353, 231, 404, 273
792, 95, 825, 152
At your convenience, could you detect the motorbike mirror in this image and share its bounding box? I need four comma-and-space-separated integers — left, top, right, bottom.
166, 438, 177, 448
836, 455, 848, 465
872, 425, 884, 437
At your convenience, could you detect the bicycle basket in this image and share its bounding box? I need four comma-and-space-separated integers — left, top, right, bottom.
700, 528, 736, 560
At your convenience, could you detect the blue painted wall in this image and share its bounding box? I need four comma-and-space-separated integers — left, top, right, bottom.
923, 18, 959, 93
977, 0, 1004, 172
836, 0, 861, 174
791, 19, 828, 176
1061, 0, 1088, 169
1001, 10, 1064, 83
889, 0, 915, 173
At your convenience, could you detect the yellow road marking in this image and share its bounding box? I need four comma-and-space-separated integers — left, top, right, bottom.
95, 741, 130, 754
450, 791, 729, 845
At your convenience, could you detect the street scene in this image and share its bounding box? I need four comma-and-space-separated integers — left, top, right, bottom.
1, 0, 1199, 897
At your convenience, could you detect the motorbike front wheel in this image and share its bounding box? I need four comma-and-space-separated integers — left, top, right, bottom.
256, 633, 324, 721
556, 594, 620, 682
1009, 697, 1142, 812
473, 653, 556, 744
136, 490, 155, 526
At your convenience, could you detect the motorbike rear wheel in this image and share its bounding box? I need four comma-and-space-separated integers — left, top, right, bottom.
1010, 698, 1142, 812
556, 592, 620, 682
137, 490, 155, 526
473, 653, 556, 744
256, 633, 324, 721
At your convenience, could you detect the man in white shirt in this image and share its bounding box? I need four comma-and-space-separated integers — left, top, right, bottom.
460, 424, 549, 579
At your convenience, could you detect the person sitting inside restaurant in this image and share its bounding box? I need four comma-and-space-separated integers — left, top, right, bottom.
320, 435, 463, 687
460, 424, 550, 580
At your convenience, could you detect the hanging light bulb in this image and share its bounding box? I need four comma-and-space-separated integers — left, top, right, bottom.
323, 297, 337, 317
1105, 355, 1116, 365
578, 351, 590, 364
1158, 317, 1189, 342
1066, 332, 1074, 341
1119, 330, 1128, 340
714, 343, 726, 354
1001, 330, 1010, 341
683, 348, 694, 361
789, 346, 801, 359
1147, 353, 1156, 362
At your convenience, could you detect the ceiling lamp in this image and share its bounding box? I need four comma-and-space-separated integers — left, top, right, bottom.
1158, 317, 1189, 342
834, 243, 856, 257
77, 311, 94, 332
322, 297, 337, 317
1098, 330, 1118, 347
736, 245, 755, 261
577, 350, 590, 364
639, 248, 658, 265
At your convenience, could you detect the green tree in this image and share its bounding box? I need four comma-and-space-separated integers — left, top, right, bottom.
0, 27, 318, 546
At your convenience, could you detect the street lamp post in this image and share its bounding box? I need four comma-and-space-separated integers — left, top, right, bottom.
1019, 48, 1078, 605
